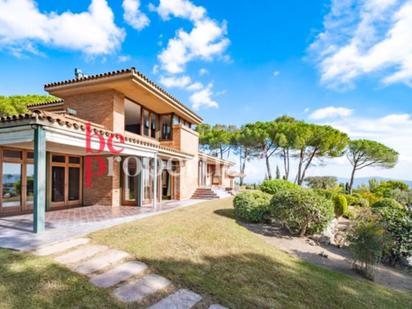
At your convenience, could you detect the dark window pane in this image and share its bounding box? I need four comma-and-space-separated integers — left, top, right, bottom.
26, 164, 34, 205
160, 115, 172, 140
27, 152, 34, 159
52, 166, 65, 202
2, 162, 21, 207
3, 150, 22, 159
151, 114, 157, 138
52, 155, 65, 163
143, 110, 150, 136
69, 157, 81, 164
68, 167, 80, 201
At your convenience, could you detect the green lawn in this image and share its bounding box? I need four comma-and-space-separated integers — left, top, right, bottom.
90, 197, 412, 309
0, 249, 121, 309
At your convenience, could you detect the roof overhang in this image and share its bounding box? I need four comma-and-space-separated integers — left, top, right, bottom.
44, 69, 203, 125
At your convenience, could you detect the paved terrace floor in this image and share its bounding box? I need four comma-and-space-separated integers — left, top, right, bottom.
0, 200, 202, 251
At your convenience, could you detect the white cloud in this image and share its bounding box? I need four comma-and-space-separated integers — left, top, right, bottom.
154, 0, 206, 22
158, 18, 229, 74
186, 81, 203, 91
0, 0, 125, 56
199, 68, 208, 75
122, 0, 149, 31
189, 83, 218, 110
272, 70, 280, 77
309, 106, 353, 120
310, 0, 412, 88
159, 75, 192, 88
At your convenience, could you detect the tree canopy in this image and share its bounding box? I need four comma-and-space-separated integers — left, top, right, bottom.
305, 176, 338, 189
0, 95, 55, 116
347, 139, 399, 193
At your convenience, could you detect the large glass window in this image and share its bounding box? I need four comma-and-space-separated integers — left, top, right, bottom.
68, 167, 80, 201
160, 114, 172, 140
124, 98, 142, 135
26, 164, 34, 205
151, 113, 157, 139
143, 158, 152, 203
143, 109, 150, 136
2, 162, 22, 207
52, 166, 65, 202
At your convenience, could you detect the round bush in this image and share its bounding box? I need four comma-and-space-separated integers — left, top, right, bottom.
334, 194, 348, 217
270, 188, 334, 236
372, 198, 404, 210
315, 189, 337, 200
233, 191, 271, 223
259, 179, 300, 195
372, 206, 412, 264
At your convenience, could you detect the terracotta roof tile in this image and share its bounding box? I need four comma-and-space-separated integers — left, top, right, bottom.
27, 99, 64, 108
44, 67, 202, 122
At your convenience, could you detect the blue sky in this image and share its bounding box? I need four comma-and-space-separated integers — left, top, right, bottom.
1, 0, 412, 182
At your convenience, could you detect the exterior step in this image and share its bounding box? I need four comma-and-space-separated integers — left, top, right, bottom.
114, 274, 172, 303
148, 289, 202, 309
54, 244, 109, 265
33, 238, 90, 256
90, 261, 148, 288
74, 249, 129, 275
191, 188, 220, 200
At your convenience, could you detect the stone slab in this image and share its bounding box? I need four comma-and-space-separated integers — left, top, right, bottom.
54, 244, 108, 265
148, 289, 202, 309
75, 249, 129, 275
33, 238, 90, 256
114, 274, 172, 303
208, 305, 228, 309
89, 261, 148, 288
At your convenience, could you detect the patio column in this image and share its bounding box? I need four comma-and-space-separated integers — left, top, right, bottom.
33, 125, 46, 233
137, 166, 142, 207
152, 154, 158, 209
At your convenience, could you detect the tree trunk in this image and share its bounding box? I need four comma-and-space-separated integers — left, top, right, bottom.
296, 149, 304, 185
283, 148, 290, 180
265, 154, 272, 180
240, 152, 247, 186
299, 219, 309, 237
348, 164, 357, 194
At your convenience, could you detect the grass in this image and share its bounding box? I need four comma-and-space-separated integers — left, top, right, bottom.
0, 249, 121, 309
90, 197, 412, 309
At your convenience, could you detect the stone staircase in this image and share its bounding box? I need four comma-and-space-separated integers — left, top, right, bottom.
191, 187, 220, 200
33, 238, 228, 309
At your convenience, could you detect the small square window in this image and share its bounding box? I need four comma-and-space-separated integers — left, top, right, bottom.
52, 155, 65, 163
69, 157, 81, 164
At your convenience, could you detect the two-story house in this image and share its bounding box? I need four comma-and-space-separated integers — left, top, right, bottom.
0, 68, 238, 232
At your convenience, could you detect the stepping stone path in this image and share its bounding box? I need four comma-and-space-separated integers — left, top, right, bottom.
147, 289, 202, 309
75, 249, 129, 275
33, 237, 228, 308
114, 274, 171, 303
54, 244, 108, 265
33, 238, 90, 256
90, 261, 148, 288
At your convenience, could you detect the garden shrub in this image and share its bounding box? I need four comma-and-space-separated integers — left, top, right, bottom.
360, 191, 380, 206
372, 206, 412, 264
314, 188, 337, 200
233, 191, 271, 223
348, 221, 387, 280
333, 194, 348, 218
372, 198, 404, 210
259, 179, 300, 195
270, 188, 334, 236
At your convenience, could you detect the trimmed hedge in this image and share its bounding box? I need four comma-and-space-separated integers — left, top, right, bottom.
270, 188, 334, 236
334, 194, 349, 217
260, 179, 300, 195
233, 191, 271, 223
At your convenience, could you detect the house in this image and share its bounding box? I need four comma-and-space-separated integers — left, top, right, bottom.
0, 68, 239, 232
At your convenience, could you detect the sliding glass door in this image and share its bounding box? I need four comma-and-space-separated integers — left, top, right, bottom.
0, 148, 34, 215
49, 154, 82, 208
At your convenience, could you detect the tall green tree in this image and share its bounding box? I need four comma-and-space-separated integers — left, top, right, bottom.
233, 124, 261, 185
0, 95, 55, 116
294, 123, 349, 185
196, 124, 236, 159
271, 116, 297, 180
347, 139, 399, 193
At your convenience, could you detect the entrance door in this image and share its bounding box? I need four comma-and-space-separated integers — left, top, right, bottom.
49, 154, 82, 208
122, 157, 140, 206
